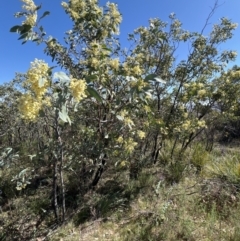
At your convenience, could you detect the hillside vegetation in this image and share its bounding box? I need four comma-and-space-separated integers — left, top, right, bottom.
1, 0, 240, 240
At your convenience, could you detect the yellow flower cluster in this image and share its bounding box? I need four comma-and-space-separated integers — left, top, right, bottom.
47, 40, 64, 53
130, 78, 147, 91
23, 13, 37, 27
197, 89, 206, 98
19, 59, 50, 121
120, 160, 128, 167
197, 120, 206, 129
92, 4, 103, 15
89, 41, 101, 55
69, 78, 87, 102
26, 59, 50, 97
119, 110, 135, 128
102, 15, 111, 27
144, 105, 151, 113
62, 0, 121, 40
21, 0, 36, 12
144, 121, 150, 128
116, 136, 124, 144
19, 93, 42, 121
89, 40, 110, 56
107, 2, 122, 34
21, 0, 37, 27
62, 0, 103, 22
229, 70, 240, 79
181, 118, 206, 132
134, 53, 144, 64
89, 58, 100, 69
182, 120, 191, 131
132, 65, 142, 75
119, 109, 128, 118
124, 117, 134, 127
137, 130, 146, 139
116, 134, 138, 153
124, 138, 138, 153
62, 0, 87, 21
183, 81, 208, 100
109, 58, 119, 71
108, 2, 122, 23
85, 40, 111, 69
123, 62, 143, 77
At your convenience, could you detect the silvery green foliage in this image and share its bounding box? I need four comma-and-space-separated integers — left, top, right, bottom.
0, 148, 19, 168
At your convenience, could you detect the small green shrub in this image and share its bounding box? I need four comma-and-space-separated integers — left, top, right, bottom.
166, 160, 186, 184
190, 143, 211, 173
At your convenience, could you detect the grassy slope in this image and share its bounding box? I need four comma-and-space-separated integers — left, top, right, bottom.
1, 144, 240, 241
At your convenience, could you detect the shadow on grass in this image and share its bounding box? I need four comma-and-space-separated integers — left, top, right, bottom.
73, 179, 143, 226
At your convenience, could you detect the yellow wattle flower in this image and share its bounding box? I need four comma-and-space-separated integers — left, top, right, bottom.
25, 59, 50, 98
109, 58, 119, 70
21, 0, 36, 12
69, 78, 87, 102
137, 130, 146, 139
18, 93, 42, 121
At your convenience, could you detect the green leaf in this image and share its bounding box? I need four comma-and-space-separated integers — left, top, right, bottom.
155, 77, 166, 84
39, 11, 50, 20
39, 109, 45, 117
18, 33, 28, 40
18, 168, 29, 178
32, 38, 40, 42
28, 32, 38, 41
20, 24, 32, 34
101, 45, 112, 53
87, 86, 102, 102
10, 25, 21, 32
144, 74, 158, 82
85, 75, 98, 83
35, 4, 42, 11
59, 111, 67, 122
144, 74, 166, 84
53, 72, 70, 83
116, 115, 124, 121
51, 53, 56, 62
74, 102, 79, 112
59, 104, 71, 125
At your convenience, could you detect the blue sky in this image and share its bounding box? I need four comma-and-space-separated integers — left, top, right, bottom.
0, 0, 240, 84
